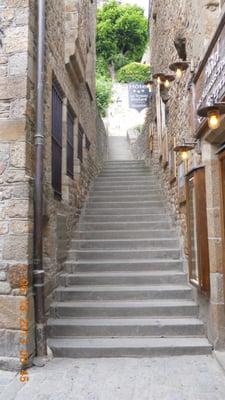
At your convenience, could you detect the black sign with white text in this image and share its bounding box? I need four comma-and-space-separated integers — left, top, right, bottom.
128, 81, 150, 112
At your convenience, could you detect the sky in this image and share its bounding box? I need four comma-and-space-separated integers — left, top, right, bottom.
98, 0, 149, 16
120, 0, 149, 16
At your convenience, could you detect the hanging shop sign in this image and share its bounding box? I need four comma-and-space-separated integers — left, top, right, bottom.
194, 16, 225, 132
128, 81, 150, 112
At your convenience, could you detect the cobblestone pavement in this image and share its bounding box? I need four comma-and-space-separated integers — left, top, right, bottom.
0, 355, 225, 400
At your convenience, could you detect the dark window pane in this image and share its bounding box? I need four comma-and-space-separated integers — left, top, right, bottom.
67, 107, 74, 178
78, 125, 83, 163
86, 134, 91, 151
52, 80, 63, 198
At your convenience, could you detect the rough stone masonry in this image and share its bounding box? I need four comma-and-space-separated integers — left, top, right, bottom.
0, 0, 107, 370
136, 0, 225, 350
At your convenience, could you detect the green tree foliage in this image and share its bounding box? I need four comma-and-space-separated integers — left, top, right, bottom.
96, 1, 149, 116
96, 56, 112, 116
96, 76, 112, 117
96, 0, 148, 67
117, 62, 150, 83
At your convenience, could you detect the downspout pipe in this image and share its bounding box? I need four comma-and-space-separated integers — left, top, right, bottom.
33, 0, 47, 357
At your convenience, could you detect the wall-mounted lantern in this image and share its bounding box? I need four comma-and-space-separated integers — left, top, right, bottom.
153, 73, 166, 85
169, 61, 189, 79
174, 143, 195, 160
164, 75, 175, 88
144, 79, 154, 93
197, 102, 225, 130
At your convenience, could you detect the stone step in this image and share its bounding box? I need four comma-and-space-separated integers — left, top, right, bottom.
64, 260, 183, 273
85, 208, 168, 216
47, 317, 205, 338
95, 178, 158, 184
48, 337, 212, 358
87, 201, 165, 209
55, 285, 193, 301
100, 168, 151, 173
70, 238, 179, 250
89, 194, 164, 202
100, 170, 151, 175
74, 229, 177, 239
89, 193, 165, 205
79, 222, 172, 231
69, 249, 181, 261
50, 299, 199, 318
59, 271, 187, 286
47, 160, 211, 359
104, 161, 145, 165
80, 214, 172, 223
98, 174, 154, 179
103, 162, 146, 167
93, 184, 160, 191
94, 178, 158, 185
92, 187, 162, 194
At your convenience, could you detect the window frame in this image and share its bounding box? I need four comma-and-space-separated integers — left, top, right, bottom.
85, 134, 91, 151
66, 105, 75, 179
52, 79, 64, 200
78, 124, 84, 163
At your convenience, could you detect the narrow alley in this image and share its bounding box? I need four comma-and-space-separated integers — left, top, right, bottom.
1, 0, 225, 399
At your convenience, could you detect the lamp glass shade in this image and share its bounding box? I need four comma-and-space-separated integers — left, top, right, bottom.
208, 110, 221, 130
176, 68, 183, 79
169, 62, 189, 78
164, 79, 170, 88
157, 76, 162, 84
153, 73, 166, 85
181, 151, 188, 160
147, 83, 153, 92
144, 80, 154, 93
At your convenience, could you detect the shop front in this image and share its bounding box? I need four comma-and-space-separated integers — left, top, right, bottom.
192, 12, 225, 346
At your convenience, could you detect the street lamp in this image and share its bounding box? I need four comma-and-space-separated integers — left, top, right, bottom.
144, 79, 154, 93
197, 102, 225, 130
169, 61, 189, 79
153, 73, 166, 85
174, 143, 195, 160
164, 75, 175, 88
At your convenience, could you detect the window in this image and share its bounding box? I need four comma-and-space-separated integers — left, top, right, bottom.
85, 134, 91, 151
67, 106, 75, 179
52, 80, 64, 198
78, 124, 83, 163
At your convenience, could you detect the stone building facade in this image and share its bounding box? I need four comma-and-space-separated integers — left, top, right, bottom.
0, 0, 107, 369
141, 0, 225, 349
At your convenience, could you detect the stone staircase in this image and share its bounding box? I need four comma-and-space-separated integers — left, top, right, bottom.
48, 160, 212, 357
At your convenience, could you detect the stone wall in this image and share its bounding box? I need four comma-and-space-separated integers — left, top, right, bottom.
136, 0, 225, 348
0, 0, 106, 369
0, 0, 34, 370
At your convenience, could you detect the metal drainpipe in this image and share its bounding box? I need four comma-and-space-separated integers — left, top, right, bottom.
33, 0, 47, 357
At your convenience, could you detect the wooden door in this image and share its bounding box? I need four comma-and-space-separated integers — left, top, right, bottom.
186, 167, 210, 293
